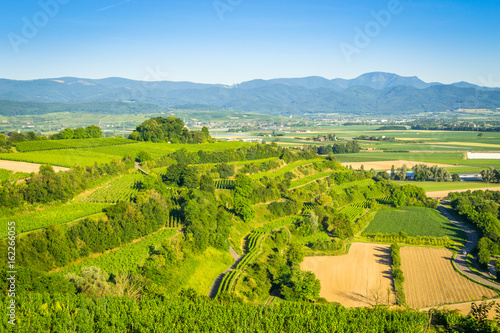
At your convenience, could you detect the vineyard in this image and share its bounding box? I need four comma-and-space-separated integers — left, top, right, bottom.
214, 179, 235, 190
331, 179, 376, 193
14, 137, 135, 152
61, 228, 178, 276
376, 196, 392, 205
1, 203, 107, 237
302, 203, 314, 215
218, 216, 302, 295
248, 158, 323, 180
339, 205, 366, 222
79, 174, 143, 204
289, 171, 333, 188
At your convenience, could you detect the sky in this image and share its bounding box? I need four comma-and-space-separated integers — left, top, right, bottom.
1, 0, 499, 86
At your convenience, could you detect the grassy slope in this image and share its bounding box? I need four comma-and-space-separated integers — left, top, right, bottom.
363, 207, 467, 242
0, 141, 254, 167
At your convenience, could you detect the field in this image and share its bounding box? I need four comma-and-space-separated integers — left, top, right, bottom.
78, 174, 143, 203
60, 228, 179, 276
0, 141, 254, 167
1, 203, 108, 237
0, 159, 69, 172
401, 247, 497, 308
300, 243, 394, 307
362, 207, 466, 242
341, 160, 458, 171
14, 137, 135, 152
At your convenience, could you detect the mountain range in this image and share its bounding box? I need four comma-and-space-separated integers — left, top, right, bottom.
1, 72, 499, 116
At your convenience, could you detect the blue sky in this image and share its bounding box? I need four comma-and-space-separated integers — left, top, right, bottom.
1, 0, 499, 86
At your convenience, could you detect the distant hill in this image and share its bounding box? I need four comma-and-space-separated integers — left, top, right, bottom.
0, 72, 499, 116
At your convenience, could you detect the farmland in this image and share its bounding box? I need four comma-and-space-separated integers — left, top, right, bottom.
362, 207, 467, 242
78, 174, 143, 204
60, 228, 179, 276
14, 137, 135, 152
1, 203, 108, 237
400, 247, 497, 308
300, 243, 394, 307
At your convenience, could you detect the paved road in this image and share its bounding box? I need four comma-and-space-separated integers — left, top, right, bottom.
438, 205, 500, 290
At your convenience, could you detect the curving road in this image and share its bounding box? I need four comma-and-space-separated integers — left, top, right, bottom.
438, 205, 500, 290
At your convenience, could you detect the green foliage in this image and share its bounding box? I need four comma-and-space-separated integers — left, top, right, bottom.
136, 150, 152, 162
15, 137, 132, 152
391, 243, 406, 305
80, 174, 142, 204
63, 228, 178, 276
129, 117, 212, 144
0, 203, 107, 237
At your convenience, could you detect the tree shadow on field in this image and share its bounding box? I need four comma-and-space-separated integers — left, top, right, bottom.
373, 246, 393, 280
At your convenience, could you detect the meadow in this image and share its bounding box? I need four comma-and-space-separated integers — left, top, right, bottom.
14, 137, 135, 152
362, 207, 467, 242
392, 180, 500, 192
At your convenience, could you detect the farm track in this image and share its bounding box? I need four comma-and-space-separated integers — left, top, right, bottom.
438, 205, 500, 290
207, 246, 243, 298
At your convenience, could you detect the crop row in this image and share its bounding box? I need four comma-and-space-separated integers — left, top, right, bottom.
1, 203, 108, 238
215, 179, 235, 190
376, 196, 392, 205
218, 216, 301, 296
352, 200, 370, 208
79, 174, 142, 204
340, 205, 365, 222
15, 137, 134, 152
302, 203, 315, 215
61, 228, 178, 276
332, 179, 376, 193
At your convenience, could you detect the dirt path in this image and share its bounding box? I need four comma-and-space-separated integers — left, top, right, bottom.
0, 159, 69, 173
134, 162, 149, 175
420, 299, 498, 319
207, 246, 243, 298
438, 205, 500, 290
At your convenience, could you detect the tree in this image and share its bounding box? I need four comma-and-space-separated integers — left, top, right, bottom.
391, 189, 406, 208
65, 266, 112, 297
396, 164, 408, 181
478, 132, 484, 137
390, 165, 395, 180
136, 151, 152, 162
200, 175, 215, 193
286, 244, 305, 264
59, 128, 74, 139
452, 173, 460, 182
482, 167, 495, 186
85, 125, 103, 138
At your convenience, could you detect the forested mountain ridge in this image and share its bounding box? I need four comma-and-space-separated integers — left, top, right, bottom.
1, 72, 499, 116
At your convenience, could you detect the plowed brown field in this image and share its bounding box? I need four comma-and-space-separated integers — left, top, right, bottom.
401, 247, 497, 308
300, 243, 394, 307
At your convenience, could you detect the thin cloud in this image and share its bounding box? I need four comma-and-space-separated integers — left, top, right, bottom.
96, 0, 132, 12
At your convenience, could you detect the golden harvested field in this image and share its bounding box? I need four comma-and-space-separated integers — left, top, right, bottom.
426, 188, 500, 198
401, 247, 497, 308
301, 243, 394, 307
341, 160, 458, 171
0, 159, 68, 173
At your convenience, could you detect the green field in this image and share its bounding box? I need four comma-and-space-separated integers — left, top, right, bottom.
362, 207, 467, 242
2, 203, 108, 237
61, 228, 179, 276
0, 141, 254, 167
14, 137, 135, 152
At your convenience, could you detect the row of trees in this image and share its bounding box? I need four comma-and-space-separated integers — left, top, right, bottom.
316, 140, 360, 155
50, 125, 103, 140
